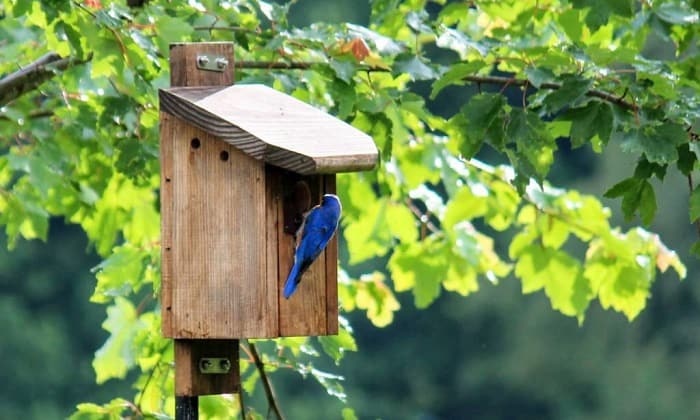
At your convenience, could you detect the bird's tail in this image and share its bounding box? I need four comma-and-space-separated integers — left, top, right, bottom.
283, 262, 302, 299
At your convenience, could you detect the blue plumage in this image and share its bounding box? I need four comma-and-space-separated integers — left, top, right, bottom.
283, 194, 342, 299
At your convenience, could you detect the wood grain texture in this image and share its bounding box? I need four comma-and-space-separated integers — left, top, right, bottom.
168, 121, 277, 339
160, 111, 175, 337
265, 165, 280, 337
169, 43, 234, 87
159, 84, 378, 175
324, 175, 339, 334
175, 339, 239, 396
277, 171, 328, 336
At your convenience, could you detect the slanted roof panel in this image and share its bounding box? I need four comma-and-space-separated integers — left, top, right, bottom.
159, 84, 378, 174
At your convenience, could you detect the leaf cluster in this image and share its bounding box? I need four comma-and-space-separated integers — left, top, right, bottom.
1, 0, 698, 417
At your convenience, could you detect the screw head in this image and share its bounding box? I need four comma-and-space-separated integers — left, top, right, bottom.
220, 359, 231, 371
215, 57, 229, 69
197, 55, 210, 66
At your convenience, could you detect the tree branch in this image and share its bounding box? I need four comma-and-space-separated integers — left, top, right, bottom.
234, 61, 639, 112
246, 340, 285, 420
193, 26, 270, 37
0, 52, 92, 106
0, 109, 54, 121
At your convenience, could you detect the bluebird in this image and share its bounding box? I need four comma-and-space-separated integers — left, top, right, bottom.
284, 194, 342, 299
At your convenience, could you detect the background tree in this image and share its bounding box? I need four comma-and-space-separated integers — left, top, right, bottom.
0, 0, 698, 418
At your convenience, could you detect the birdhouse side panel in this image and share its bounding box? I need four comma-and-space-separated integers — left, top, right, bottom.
160, 112, 176, 337
163, 117, 277, 339
324, 175, 339, 335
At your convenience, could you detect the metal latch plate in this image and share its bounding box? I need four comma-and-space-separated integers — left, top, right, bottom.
199, 357, 231, 374
196, 54, 228, 72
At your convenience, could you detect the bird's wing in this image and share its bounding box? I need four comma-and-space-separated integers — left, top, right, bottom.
296, 208, 335, 265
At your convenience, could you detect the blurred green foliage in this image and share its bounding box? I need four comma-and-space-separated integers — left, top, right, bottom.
0, 0, 698, 418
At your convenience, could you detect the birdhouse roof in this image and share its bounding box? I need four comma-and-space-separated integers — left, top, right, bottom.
159, 84, 378, 174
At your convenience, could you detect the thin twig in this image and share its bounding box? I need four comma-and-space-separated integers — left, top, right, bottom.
236, 60, 313, 70
238, 388, 247, 420
405, 198, 441, 236
193, 25, 270, 37
246, 341, 285, 420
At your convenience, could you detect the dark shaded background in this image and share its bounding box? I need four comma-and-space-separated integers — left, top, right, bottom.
2, 1, 699, 419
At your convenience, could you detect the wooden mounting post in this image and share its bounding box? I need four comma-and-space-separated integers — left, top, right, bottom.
163, 42, 239, 419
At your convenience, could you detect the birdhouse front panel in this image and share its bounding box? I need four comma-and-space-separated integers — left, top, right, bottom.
161, 112, 277, 339
160, 112, 338, 339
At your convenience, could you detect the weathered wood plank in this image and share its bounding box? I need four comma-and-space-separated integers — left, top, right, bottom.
175, 339, 239, 396
160, 111, 175, 337
265, 166, 281, 337
169, 121, 275, 338
159, 85, 378, 175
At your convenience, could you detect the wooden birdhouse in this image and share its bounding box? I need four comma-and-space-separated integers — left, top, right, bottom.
159, 44, 376, 344
160, 44, 376, 402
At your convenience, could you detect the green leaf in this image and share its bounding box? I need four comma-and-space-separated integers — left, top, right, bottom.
634, 158, 667, 180
443, 186, 487, 232
586, 262, 650, 321
70, 398, 129, 419
689, 185, 700, 222
12, 1, 33, 16
431, 61, 486, 99
155, 15, 194, 52
638, 180, 656, 226
462, 93, 506, 133
525, 67, 555, 88
514, 244, 548, 293
452, 93, 506, 158
557, 8, 584, 42
543, 75, 593, 114
346, 23, 404, 55
393, 54, 438, 81
93, 298, 142, 384
388, 241, 447, 308
507, 108, 555, 179
329, 59, 357, 83
677, 143, 697, 175
565, 101, 614, 148
342, 407, 359, 420
654, 2, 699, 25
539, 216, 570, 249
386, 203, 418, 243
343, 271, 401, 327
91, 245, 147, 303
344, 199, 391, 264
617, 123, 687, 164
604, 177, 638, 198
436, 28, 489, 58
572, 0, 634, 29
318, 325, 357, 364
515, 245, 592, 318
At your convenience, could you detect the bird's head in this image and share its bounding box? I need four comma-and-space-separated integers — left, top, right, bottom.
321, 194, 342, 212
